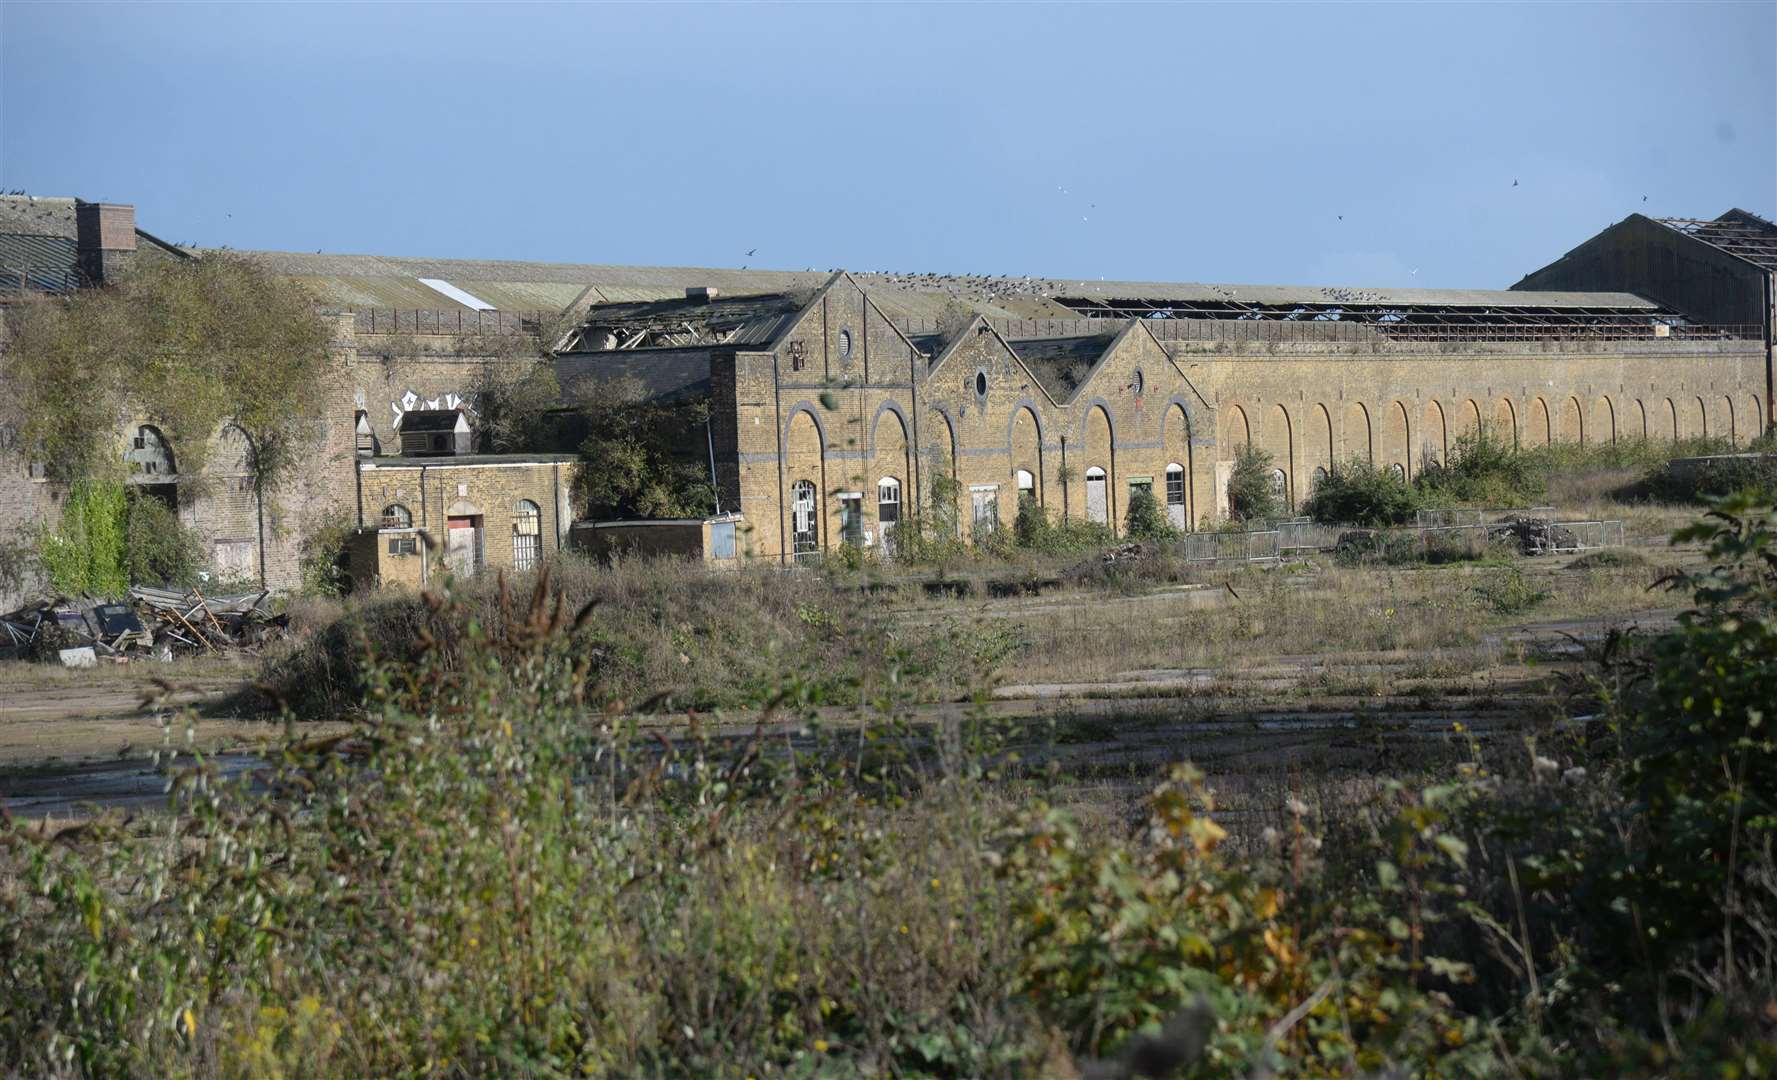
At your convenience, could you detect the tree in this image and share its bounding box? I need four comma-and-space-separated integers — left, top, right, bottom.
572, 376, 714, 519
469, 357, 562, 453
1304, 460, 1421, 526
1124, 485, 1171, 540
1226, 444, 1280, 523
2, 253, 335, 492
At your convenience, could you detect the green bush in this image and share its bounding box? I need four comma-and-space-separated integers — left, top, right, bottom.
1226, 444, 1279, 523
1305, 459, 1421, 526
36, 477, 128, 597
1416, 423, 1546, 507
123, 493, 202, 588
298, 508, 354, 596
1123, 485, 1172, 541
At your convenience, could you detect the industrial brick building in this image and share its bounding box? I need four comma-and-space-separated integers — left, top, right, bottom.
1, 195, 1772, 595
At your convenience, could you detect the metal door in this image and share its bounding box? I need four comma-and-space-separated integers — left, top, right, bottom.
1085, 470, 1107, 524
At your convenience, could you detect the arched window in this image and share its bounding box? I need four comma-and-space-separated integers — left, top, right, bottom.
791, 480, 819, 560
1312, 465, 1329, 488
1390, 462, 1406, 481
1270, 469, 1288, 501
381, 503, 413, 528
512, 499, 541, 571
1015, 468, 1036, 502
877, 477, 901, 554
126, 425, 176, 477
1164, 463, 1186, 528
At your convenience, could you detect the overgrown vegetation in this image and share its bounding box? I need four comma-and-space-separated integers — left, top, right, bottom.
571, 375, 715, 519
122, 493, 202, 589
1304, 460, 1421, 526
4, 498, 1773, 1075
1306, 424, 1777, 527
0, 253, 334, 489
36, 479, 128, 596
1226, 444, 1280, 523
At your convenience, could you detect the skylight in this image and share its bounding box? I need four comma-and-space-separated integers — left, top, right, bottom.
416, 277, 495, 311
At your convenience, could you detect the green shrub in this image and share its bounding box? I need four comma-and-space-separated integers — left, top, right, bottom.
36, 477, 128, 597
1305, 459, 1421, 526
1123, 485, 1172, 540
298, 509, 354, 596
1416, 423, 1546, 507
1226, 444, 1280, 523
123, 493, 202, 588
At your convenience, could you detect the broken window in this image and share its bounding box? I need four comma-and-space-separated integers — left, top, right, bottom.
513, 499, 541, 571
1270, 469, 1289, 504
387, 536, 419, 556
381, 504, 413, 529
791, 480, 818, 561
1015, 468, 1036, 505
970, 484, 1000, 542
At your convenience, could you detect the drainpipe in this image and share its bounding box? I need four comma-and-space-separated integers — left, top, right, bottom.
1765, 272, 1774, 435
551, 461, 562, 554
706, 419, 721, 515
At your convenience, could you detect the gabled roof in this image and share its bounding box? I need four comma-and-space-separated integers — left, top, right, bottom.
1654, 209, 1777, 272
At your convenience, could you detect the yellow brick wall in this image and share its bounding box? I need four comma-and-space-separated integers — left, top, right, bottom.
722, 288, 1767, 559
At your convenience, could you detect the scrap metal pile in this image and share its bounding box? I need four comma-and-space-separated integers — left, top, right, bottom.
0, 586, 287, 666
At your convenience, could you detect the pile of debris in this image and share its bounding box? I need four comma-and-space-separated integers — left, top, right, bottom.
0, 587, 287, 666
1489, 517, 1581, 556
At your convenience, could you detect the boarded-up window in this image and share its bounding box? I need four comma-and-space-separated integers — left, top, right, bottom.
710, 520, 736, 559
1085, 467, 1107, 525
213, 540, 253, 579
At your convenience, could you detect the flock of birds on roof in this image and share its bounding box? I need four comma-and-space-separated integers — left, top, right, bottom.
855, 270, 1066, 306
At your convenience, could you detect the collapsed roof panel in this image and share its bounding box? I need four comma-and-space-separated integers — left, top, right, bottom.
563, 288, 819, 351
1655, 210, 1777, 272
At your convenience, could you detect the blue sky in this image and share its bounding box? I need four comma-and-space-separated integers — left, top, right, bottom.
2, 2, 1771, 289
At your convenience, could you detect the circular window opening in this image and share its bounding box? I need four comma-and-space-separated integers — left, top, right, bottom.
1131, 369, 1144, 396
975, 371, 988, 397
838, 329, 853, 358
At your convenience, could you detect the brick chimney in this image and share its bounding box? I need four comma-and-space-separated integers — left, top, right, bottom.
75, 200, 137, 283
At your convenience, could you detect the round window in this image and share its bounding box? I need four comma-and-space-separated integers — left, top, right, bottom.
975, 371, 988, 397
1131, 369, 1144, 395
838, 329, 853, 358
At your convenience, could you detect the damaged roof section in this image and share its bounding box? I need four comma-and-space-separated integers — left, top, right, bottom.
1655, 209, 1777, 272
1006, 333, 1120, 401
561, 287, 820, 352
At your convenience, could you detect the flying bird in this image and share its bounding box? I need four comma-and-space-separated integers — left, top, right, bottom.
1512, 179, 1519, 187
746, 248, 757, 256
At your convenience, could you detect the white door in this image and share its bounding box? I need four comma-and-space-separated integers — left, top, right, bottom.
1085, 468, 1107, 524
446, 517, 479, 576
1165, 464, 1187, 529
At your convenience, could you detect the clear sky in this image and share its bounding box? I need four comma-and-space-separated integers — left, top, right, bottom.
2, 2, 1772, 290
